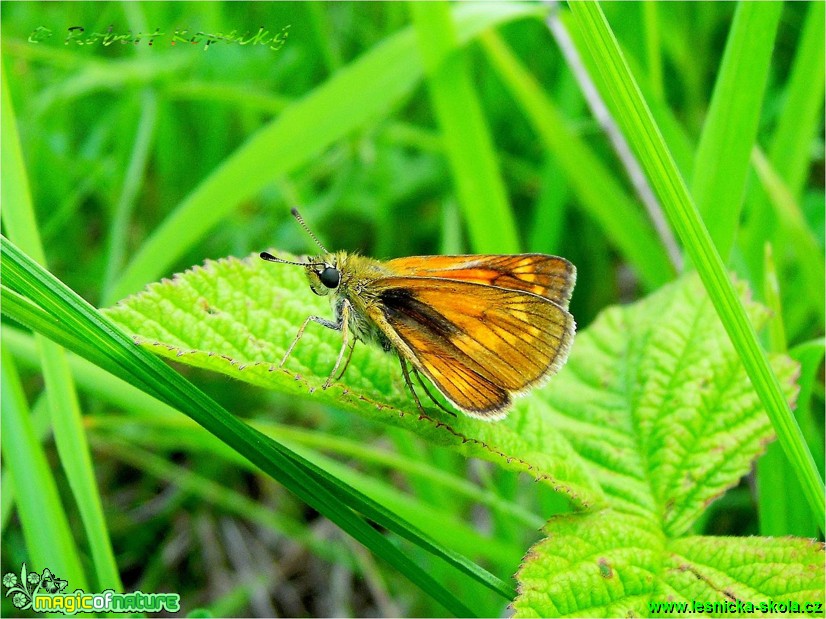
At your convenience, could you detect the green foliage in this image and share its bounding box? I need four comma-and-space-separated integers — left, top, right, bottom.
106, 2, 543, 304
104, 252, 604, 507
104, 253, 819, 613
514, 510, 824, 618
567, 1, 823, 526
510, 279, 821, 617
3, 236, 497, 616
1, 1, 823, 616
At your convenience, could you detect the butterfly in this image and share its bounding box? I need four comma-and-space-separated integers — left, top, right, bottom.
261, 209, 576, 420
39, 569, 68, 594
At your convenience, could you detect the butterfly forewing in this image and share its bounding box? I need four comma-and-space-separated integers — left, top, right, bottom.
385, 254, 576, 309
367, 277, 575, 416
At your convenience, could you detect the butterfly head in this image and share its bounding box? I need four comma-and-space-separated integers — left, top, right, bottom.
304, 258, 341, 296
260, 207, 342, 296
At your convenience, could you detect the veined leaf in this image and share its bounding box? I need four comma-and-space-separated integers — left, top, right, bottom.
105, 254, 796, 526
566, 0, 823, 527
539, 273, 797, 536
104, 252, 603, 510
513, 509, 824, 618
511, 273, 814, 617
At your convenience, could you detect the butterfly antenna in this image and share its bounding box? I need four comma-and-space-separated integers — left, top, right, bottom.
291, 207, 330, 254
259, 252, 323, 268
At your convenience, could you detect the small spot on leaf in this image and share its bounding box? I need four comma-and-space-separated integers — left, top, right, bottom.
598, 557, 613, 579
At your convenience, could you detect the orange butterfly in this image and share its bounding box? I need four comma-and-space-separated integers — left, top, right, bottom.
262, 209, 576, 420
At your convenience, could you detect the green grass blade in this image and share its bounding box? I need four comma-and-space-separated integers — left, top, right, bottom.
1, 236, 506, 613
410, 2, 519, 253
566, 0, 824, 529
547, 9, 682, 271
740, 1, 825, 329
749, 147, 825, 318
101, 89, 158, 299
559, 9, 696, 181
1, 63, 122, 592
479, 29, 675, 289
0, 395, 53, 534
108, 3, 542, 303
1, 350, 88, 590
763, 1, 825, 198
641, 3, 663, 101
690, 1, 782, 259
38, 349, 125, 591
756, 244, 816, 537
788, 339, 826, 478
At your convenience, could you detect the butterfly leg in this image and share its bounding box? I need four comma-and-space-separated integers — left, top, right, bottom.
334, 338, 357, 381
397, 355, 457, 417
397, 354, 427, 415
323, 300, 352, 389
279, 314, 342, 368
410, 366, 457, 417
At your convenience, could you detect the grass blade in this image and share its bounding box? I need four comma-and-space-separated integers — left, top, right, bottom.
479, 29, 675, 289
547, 8, 682, 270
410, 2, 519, 253
1, 235, 509, 613
690, 1, 782, 259
1, 62, 122, 592
756, 245, 816, 537
566, 0, 824, 529
740, 1, 825, 332
1, 350, 89, 590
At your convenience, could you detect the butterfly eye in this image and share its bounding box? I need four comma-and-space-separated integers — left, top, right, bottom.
318, 266, 340, 289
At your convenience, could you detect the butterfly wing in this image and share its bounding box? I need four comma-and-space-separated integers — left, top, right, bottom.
365, 277, 575, 418
40, 569, 62, 593
385, 254, 576, 310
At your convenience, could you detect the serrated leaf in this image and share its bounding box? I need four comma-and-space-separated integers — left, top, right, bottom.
513, 509, 825, 618
537, 273, 798, 536
105, 256, 797, 523
104, 252, 604, 509
510, 275, 812, 618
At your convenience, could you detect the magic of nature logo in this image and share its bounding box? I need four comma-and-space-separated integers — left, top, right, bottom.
3, 563, 181, 615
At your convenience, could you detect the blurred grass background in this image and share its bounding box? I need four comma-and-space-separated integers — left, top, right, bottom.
1, 2, 823, 616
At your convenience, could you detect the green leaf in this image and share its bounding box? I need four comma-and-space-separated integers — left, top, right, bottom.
104, 252, 796, 537
103, 252, 604, 509
513, 509, 825, 618
536, 273, 797, 536
566, 0, 824, 529
511, 270, 815, 618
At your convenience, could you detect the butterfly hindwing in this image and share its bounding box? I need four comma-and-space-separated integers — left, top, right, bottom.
366, 276, 575, 417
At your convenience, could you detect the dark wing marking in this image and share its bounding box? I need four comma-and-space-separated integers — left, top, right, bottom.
368, 277, 575, 416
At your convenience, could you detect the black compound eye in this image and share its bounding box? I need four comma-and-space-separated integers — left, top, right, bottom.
318, 266, 340, 289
